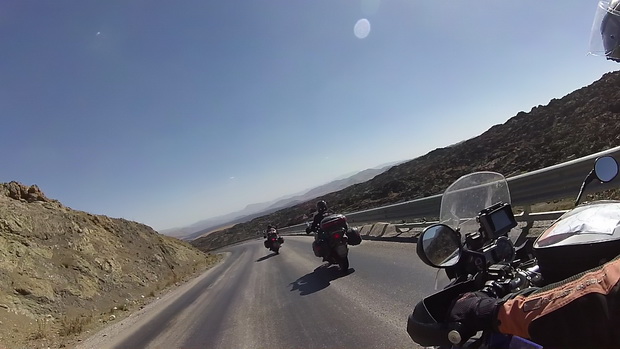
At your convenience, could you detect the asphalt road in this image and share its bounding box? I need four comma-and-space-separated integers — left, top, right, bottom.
79, 236, 448, 349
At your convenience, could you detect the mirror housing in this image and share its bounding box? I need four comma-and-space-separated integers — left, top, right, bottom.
576, 156, 619, 206
417, 224, 462, 268
594, 156, 619, 183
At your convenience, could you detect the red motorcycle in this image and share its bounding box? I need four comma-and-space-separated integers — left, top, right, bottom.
264, 229, 284, 254
311, 214, 362, 272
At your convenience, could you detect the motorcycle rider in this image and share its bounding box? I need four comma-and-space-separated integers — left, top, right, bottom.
408, 3, 620, 347
307, 200, 331, 261
308, 200, 330, 233
263, 224, 281, 248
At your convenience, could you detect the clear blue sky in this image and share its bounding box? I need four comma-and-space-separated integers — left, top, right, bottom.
1, 1, 617, 231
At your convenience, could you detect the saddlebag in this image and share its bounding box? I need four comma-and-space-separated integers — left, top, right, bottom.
346, 227, 362, 246
278, 237, 284, 244
264, 240, 270, 249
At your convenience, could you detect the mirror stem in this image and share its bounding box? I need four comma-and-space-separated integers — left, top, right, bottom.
575, 170, 595, 207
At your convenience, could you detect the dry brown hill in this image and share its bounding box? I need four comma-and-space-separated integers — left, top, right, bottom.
191, 70, 620, 252
0, 182, 220, 349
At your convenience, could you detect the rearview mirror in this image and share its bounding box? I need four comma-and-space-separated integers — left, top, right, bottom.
417, 224, 461, 268
594, 156, 619, 183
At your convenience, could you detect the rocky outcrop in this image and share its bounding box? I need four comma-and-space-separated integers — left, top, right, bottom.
0, 184, 220, 348
0, 181, 56, 203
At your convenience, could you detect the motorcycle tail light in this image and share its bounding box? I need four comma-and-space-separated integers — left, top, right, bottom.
333, 233, 341, 240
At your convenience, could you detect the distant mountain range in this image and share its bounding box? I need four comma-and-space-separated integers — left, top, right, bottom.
160, 160, 404, 240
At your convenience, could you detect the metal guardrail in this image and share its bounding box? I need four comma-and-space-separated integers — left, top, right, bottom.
278, 145, 620, 234
392, 210, 570, 233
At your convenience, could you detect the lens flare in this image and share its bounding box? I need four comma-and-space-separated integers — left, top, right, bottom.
354, 18, 371, 39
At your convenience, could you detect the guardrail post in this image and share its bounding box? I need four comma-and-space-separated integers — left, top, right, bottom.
395, 224, 413, 233
520, 205, 533, 236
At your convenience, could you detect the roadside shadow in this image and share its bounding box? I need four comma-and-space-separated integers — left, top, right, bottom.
289, 265, 355, 296
255, 252, 279, 262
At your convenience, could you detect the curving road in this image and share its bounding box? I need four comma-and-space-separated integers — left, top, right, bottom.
78, 236, 448, 349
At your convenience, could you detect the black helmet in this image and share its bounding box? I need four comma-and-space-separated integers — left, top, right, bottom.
316, 200, 328, 213
590, 0, 620, 61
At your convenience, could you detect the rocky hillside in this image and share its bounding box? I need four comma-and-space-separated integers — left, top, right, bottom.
0, 182, 220, 349
192, 70, 620, 252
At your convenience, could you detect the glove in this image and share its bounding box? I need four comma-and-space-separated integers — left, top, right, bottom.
448, 292, 499, 340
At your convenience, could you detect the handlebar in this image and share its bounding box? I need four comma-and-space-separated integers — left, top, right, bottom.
409, 262, 542, 347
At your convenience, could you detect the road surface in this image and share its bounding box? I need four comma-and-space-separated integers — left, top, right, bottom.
78, 236, 447, 349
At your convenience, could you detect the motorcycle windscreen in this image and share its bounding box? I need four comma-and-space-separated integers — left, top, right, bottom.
439, 171, 520, 242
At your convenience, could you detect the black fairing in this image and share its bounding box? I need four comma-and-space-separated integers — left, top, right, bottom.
533, 202, 620, 284
534, 239, 620, 283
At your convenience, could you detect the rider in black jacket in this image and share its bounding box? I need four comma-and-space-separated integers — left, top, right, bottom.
307, 200, 331, 260
308, 200, 330, 233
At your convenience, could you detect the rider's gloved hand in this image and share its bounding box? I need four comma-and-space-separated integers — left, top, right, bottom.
448, 292, 499, 340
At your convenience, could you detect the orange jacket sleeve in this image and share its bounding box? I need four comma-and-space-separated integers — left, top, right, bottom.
495, 256, 620, 347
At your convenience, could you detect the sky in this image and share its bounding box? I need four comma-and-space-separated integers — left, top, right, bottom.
1, 1, 618, 231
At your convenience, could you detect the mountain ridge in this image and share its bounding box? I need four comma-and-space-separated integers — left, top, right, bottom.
190, 70, 620, 252
162, 163, 397, 240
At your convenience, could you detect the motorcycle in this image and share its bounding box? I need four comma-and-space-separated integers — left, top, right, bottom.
310, 213, 362, 273
264, 229, 284, 254
407, 155, 620, 349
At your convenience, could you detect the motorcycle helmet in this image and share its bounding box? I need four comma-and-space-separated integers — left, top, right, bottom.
316, 200, 328, 213
589, 0, 620, 61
